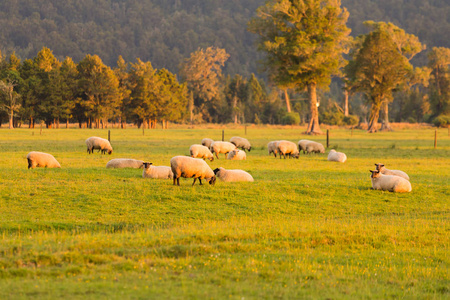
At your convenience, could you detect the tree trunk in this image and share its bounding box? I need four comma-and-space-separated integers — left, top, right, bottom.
343, 88, 349, 117
283, 89, 291, 113
9, 108, 13, 129
66, 119, 69, 128
29, 116, 33, 128
367, 102, 382, 133
380, 102, 393, 131
306, 83, 322, 135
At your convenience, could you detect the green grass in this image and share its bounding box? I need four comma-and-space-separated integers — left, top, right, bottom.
0, 126, 449, 299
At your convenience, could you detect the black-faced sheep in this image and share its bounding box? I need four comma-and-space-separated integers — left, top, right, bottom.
230, 136, 251, 152
209, 141, 236, 159
106, 158, 144, 169
27, 151, 61, 169
327, 150, 347, 163
370, 170, 412, 193
170, 156, 216, 186
277, 141, 299, 159
142, 162, 173, 179
190, 144, 214, 161
213, 167, 254, 182
85, 136, 113, 155
375, 163, 410, 181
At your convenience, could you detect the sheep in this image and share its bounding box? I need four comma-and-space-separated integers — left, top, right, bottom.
209, 141, 237, 159
298, 139, 313, 154
85, 136, 113, 155
227, 149, 247, 160
189, 144, 214, 161
213, 167, 254, 182
277, 140, 299, 159
106, 158, 144, 169
370, 170, 412, 193
267, 141, 281, 157
327, 149, 347, 163
170, 156, 216, 186
27, 151, 61, 169
201, 138, 214, 149
230, 136, 252, 152
375, 163, 410, 181
305, 141, 325, 154
142, 162, 173, 179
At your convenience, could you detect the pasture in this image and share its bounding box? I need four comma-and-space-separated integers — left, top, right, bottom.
0, 126, 449, 299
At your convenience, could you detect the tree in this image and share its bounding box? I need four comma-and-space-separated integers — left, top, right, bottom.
248, 0, 351, 134
180, 47, 229, 123
427, 47, 450, 117
346, 30, 411, 132
114, 56, 132, 128
0, 76, 21, 129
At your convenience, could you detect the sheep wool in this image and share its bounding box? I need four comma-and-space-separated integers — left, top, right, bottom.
170, 156, 216, 186
85, 136, 113, 154
142, 162, 173, 179
230, 136, 252, 151
190, 144, 214, 161
327, 150, 347, 163
370, 170, 412, 193
106, 158, 144, 169
27, 151, 61, 169
298, 139, 313, 154
267, 141, 281, 157
277, 140, 299, 159
305, 141, 325, 154
213, 167, 254, 182
375, 163, 410, 181
210, 141, 236, 159
201, 138, 214, 149
227, 149, 247, 160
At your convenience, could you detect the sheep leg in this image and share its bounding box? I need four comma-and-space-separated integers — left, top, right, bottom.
27, 158, 33, 169
192, 178, 197, 186
199, 178, 203, 185
215, 152, 219, 159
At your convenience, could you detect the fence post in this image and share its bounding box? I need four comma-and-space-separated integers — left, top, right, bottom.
434, 129, 437, 149
326, 129, 329, 148
245, 125, 247, 135
222, 130, 224, 141
108, 130, 111, 142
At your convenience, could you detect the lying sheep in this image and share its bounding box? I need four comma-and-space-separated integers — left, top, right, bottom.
190, 144, 214, 161
267, 141, 281, 157
201, 138, 214, 149
298, 139, 313, 154
27, 151, 61, 169
142, 162, 173, 179
230, 136, 251, 152
277, 140, 299, 159
370, 170, 412, 193
106, 158, 144, 169
305, 141, 325, 154
327, 149, 347, 163
170, 156, 216, 186
213, 167, 254, 182
85, 136, 113, 155
210, 141, 236, 159
227, 149, 247, 160
375, 163, 410, 181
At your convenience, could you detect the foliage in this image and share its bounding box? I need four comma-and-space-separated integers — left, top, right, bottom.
432, 114, 450, 127
281, 112, 300, 125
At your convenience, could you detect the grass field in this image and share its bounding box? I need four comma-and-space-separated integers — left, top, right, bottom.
0, 126, 449, 299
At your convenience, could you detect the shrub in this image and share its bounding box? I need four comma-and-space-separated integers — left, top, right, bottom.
281, 112, 300, 125
321, 111, 344, 125
343, 115, 359, 126
433, 115, 450, 127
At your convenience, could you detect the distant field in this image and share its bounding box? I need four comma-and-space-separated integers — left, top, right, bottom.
0, 126, 449, 299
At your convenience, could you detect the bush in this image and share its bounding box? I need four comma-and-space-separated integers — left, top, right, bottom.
321, 111, 344, 125
281, 112, 300, 125
433, 115, 450, 127
343, 115, 359, 126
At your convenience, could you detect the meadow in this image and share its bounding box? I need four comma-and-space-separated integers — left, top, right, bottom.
0, 126, 448, 299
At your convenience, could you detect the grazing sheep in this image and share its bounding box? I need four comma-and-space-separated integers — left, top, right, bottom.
370, 170, 412, 193
305, 141, 325, 154
267, 141, 281, 157
170, 156, 216, 186
277, 140, 299, 159
327, 149, 347, 163
106, 158, 144, 169
298, 139, 313, 154
85, 136, 113, 155
227, 149, 247, 160
142, 162, 173, 179
189, 144, 214, 161
201, 138, 214, 149
230, 136, 252, 152
27, 151, 61, 169
213, 167, 254, 182
210, 141, 237, 159
375, 163, 410, 181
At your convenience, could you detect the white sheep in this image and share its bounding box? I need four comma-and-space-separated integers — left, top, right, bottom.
142, 162, 173, 179
210, 141, 237, 159
213, 167, 254, 182
27, 151, 61, 169
227, 149, 247, 160
327, 149, 347, 163
201, 138, 214, 149
370, 170, 412, 193
305, 141, 325, 154
298, 139, 313, 154
85, 136, 113, 155
277, 140, 299, 159
106, 158, 144, 169
189, 144, 214, 161
375, 163, 410, 181
230, 136, 252, 152
267, 141, 281, 157
170, 156, 216, 186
